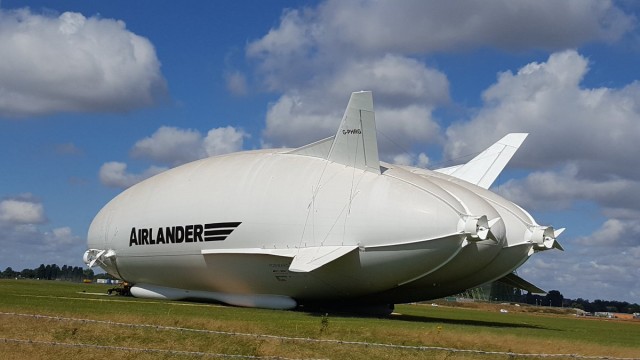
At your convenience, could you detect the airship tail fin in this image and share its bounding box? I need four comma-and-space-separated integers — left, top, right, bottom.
287, 136, 334, 159
436, 133, 528, 189
289, 91, 381, 174
497, 272, 546, 294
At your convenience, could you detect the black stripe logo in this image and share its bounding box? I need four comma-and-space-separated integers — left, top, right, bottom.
204, 222, 242, 242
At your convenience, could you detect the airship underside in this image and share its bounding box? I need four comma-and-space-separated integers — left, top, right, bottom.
84, 91, 563, 311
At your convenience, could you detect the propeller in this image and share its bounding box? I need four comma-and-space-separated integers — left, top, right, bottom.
552, 228, 565, 250
461, 215, 501, 242
88, 249, 106, 268
529, 226, 565, 251
83, 249, 115, 268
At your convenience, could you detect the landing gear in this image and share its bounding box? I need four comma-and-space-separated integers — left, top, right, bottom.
107, 282, 132, 296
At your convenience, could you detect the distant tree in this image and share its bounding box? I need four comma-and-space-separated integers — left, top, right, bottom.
36, 264, 46, 279
571, 302, 584, 310
71, 267, 82, 281
51, 264, 60, 279
525, 292, 545, 306
83, 268, 94, 280
545, 290, 564, 307
573, 298, 594, 312
593, 300, 606, 312
61, 265, 69, 280
617, 301, 632, 313
20, 268, 36, 279
2, 267, 17, 278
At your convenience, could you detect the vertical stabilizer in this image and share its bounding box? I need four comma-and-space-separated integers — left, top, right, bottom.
327, 91, 381, 174
435, 133, 528, 189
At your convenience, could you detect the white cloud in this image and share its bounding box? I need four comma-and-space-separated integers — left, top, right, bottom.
103, 125, 247, 189
249, 4, 467, 153
520, 214, 640, 301
0, 195, 46, 224
225, 71, 248, 96
203, 126, 248, 156
45, 227, 79, 247
323, 0, 633, 53
246, 9, 316, 90
0, 8, 167, 117
444, 50, 640, 179
99, 161, 167, 189
0, 222, 86, 270
495, 163, 640, 212
329, 55, 450, 108
417, 153, 430, 168
519, 247, 640, 302
392, 152, 430, 168
576, 218, 640, 247
131, 126, 204, 166
248, 0, 634, 86
262, 93, 342, 148
260, 55, 446, 155
0, 194, 84, 270
248, 1, 635, 159
248, 0, 636, 157
131, 125, 248, 166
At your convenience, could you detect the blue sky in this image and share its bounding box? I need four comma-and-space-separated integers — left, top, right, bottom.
1, 1, 639, 303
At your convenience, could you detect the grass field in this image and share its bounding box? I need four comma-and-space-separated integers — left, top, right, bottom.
1, 279, 638, 359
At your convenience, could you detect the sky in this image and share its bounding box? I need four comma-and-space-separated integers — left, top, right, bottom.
0, 0, 638, 303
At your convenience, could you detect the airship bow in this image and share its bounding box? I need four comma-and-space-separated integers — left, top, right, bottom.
85, 91, 563, 311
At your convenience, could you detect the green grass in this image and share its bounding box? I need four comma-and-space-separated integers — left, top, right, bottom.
1, 279, 639, 359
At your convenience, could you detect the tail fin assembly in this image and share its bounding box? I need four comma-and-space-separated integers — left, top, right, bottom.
435, 133, 528, 189
289, 92, 526, 186
289, 91, 381, 174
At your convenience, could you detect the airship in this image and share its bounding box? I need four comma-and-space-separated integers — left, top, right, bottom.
84, 91, 563, 313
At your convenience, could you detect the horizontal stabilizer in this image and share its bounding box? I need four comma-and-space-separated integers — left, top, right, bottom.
498, 272, 546, 294
202, 245, 358, 273
436, 133, 528, 189
287, 136, 334, 159
434, 164, 462, 176
289, 245, 358, 272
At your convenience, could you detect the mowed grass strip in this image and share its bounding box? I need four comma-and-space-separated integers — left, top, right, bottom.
1, 279, 638, 360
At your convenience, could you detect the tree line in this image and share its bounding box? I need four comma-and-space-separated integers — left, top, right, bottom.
1, 264, 94, 282
525, 290, 640, 314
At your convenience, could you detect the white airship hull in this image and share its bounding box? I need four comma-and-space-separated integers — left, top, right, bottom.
85, 91, 562, 310
89, 151, 470, 302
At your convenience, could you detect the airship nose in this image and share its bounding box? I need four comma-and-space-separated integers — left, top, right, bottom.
85, 205, 123, 278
